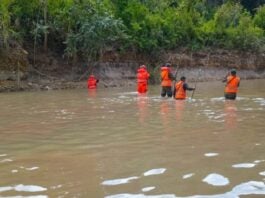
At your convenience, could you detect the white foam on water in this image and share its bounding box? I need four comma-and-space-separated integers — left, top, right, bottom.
105, 194, 176, 198
243, 108, 253, 111
0, 154, 7, 157
232, 163, 256, 168
210, 97, 225, 102
0, 158, 13, 163
0, 185, 46, 193
202, 173, 230, 186
4, 196, 48, 198
204, 153, 219, 157
50, 184, 62, 189
230, 181, 265, 196
119, 92, 138, 95
0, 186, 13, 192
254, 160, 265, 164
25, 167, 39, 171
118, 95, 130, 99
213, 114, 225, 119
14, 184, 47, 192
12, 169, 18, 173
253, 98, 264, 101
143, 168, 166, 176
235, 97, 247, 101
101, 176, 139, 186
182, 173, 195, 179
105, 181, 265, 198
253, 98, 265, 106
259, 171, 265, 176
141, 186, 155, 192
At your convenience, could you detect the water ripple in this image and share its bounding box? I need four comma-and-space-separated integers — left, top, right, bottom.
105, 181, 265, 198
232, 163, 256, 168
204, 153, 219, 157
141, 186, 155, 192
102, 176, 139, 186
143, 168, 166, 176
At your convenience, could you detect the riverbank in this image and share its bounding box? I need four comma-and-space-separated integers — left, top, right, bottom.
0, 67, 264, 93
1, 48, 265, 93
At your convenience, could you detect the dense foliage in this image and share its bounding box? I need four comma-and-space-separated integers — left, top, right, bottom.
0, 0, 265, 61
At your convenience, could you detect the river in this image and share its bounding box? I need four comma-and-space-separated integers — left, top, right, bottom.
0, 79, 265, 198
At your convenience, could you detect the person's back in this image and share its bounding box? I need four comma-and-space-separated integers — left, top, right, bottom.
223, 69, 240, 100
137, 65, 150, 93
161, 63, 174, 97
175, 80, 186, 99
87, 75, 99, 89
174, 76, 195, 100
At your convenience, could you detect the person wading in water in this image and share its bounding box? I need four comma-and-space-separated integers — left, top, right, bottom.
160, 63, 174, 97
137, 64, 150, 93
87, 75, 99, 89
174, 76, 195, 100
223, 69, 240, 100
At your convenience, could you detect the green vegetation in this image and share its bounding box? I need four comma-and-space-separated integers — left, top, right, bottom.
0, 0, 265, 61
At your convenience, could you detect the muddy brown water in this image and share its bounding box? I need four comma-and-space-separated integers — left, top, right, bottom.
0, 79, 265, 198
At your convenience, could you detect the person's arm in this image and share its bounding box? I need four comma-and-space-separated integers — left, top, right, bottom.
222, 72, 229, 83
183, 83, 195, 91
169, 72, 175, 80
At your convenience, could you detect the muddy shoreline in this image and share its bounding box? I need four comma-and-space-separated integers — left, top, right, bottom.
1, 67, 264, 93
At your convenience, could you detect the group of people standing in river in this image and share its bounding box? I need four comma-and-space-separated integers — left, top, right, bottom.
87, 63, 240, 100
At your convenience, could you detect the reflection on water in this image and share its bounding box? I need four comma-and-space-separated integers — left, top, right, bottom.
0, 80, 265, 197
224, 101, 238, 129
137, 94, 148, 124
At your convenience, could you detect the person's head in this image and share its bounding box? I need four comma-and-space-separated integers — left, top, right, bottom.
165, 63, 171, 67
140, 65, 146, 69
180, 76, 186, 81
231, 69, 237, 75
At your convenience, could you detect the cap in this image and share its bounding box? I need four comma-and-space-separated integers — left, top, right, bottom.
180, 76, 186, 81
140, 65, 146, 68
231, 69, 237, 74
165, 63, 171, 67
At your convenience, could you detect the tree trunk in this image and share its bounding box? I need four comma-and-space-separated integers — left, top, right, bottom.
43, 0, 48, 52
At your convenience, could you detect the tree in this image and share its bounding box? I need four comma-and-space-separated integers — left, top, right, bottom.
64, 0, 127, 61
254, 5, 265, 30
0, 0, 14, 49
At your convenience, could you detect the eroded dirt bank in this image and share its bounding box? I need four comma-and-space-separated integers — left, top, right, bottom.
0, 48, 264, 92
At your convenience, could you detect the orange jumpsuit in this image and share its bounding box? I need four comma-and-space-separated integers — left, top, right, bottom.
137, 68, 150, 93
87, 75, 98, 89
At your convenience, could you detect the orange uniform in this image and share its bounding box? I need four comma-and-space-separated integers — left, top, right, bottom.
160, 66, 172, 87
225, 75, 240, 94
137, 66, 150, 93
175, 81, 186, 99
87, 75, 98, 89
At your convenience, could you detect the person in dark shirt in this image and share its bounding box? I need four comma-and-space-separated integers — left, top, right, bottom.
174, 76, 195, 100
222, 69, 240, 100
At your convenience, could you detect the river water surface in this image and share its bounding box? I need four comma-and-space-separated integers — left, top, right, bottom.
0, 79, 265, 198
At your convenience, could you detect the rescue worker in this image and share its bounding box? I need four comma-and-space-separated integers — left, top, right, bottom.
223, 69, 240, 100
161, 63, 174, 97
174, 76, 195, 100
137, 65, 150, 93
87, 74, 99, 89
